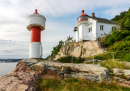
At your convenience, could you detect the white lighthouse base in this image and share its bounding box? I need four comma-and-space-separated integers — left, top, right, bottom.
29, 42, 43, 58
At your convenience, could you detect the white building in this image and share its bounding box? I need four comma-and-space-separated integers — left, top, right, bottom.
74, 10, 120, 42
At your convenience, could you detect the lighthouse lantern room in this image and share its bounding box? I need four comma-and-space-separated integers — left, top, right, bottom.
27, 9, 46, 58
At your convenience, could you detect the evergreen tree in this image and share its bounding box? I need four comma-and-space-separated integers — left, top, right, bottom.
111, 8, 130, 30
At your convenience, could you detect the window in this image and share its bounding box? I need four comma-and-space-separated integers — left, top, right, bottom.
89, 27, 92, 32
112, 26, 117, 31
101, 34, 103, 36
100, 25, 104, 30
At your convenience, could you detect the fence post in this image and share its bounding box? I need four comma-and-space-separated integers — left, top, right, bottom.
53, 54, 55, 60
71, 56, 73, 63
112, 52, 114, 60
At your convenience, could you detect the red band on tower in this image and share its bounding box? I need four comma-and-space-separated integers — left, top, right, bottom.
31, 27, 41, 42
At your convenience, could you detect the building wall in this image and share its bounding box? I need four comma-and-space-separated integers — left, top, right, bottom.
82, 24, 88, 40
78, 25, 83, 41
87, 18, 97, 40
76, 30, 79, 42
79, 18, 97, 40
96, 23, 117, 38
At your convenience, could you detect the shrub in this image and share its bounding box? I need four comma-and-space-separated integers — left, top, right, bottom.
57, 56, 85, 63
123, 36, 130, 41
108, 41, 130, 52
93, 53, 112, 60
124, 53, 130, 62
101, 30, 130, 47
100, 59, 130, 72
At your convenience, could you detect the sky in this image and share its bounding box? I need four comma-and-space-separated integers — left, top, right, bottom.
0, 0, 129, 59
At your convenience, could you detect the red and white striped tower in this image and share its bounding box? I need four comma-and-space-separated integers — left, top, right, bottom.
26, 9, 46, 58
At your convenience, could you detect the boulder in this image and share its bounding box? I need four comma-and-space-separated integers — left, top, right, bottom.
123, 70, 130, 78
56, 41, 104, 59
113, 68, 130, 79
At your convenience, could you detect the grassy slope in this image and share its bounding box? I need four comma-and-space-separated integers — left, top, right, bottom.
36, 78, 130, 91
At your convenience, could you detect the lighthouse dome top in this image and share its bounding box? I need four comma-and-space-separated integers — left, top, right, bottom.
77, 10, 89, 23
26, 9, 46, 31
79, 10, 87, 17
34, 9, 39, 14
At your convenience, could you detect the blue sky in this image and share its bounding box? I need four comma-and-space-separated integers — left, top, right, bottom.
0, 0, 129, 59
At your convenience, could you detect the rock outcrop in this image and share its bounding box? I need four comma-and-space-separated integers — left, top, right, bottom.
0, 60, 42, 91
0, 59, 130, 91
55, 41, 104, 59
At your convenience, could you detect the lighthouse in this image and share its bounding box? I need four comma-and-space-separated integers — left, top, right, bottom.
26, 9, 46, 58
74, 10, 118, 42
73, 10, 89, 42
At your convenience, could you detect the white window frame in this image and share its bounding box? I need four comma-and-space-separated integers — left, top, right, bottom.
89, 27, 92, 32
100, 25, 104, 30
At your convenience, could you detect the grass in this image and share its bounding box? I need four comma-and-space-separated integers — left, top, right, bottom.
87, 52, 130, 62
57, 56, 85, 63
84, 61, 99, 64
36, 78, 130, 91
100, 59, 130, 72
89, 53, 113, 60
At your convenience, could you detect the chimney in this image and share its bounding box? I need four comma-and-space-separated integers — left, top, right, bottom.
91, 13, 95, 17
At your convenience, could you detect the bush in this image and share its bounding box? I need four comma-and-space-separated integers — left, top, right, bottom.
100, 59, 130, 72
124, 53, 130, 62
93, 53, 112, 60
108, 41, 130, 52
101, 30, 130, 46
57, 56, 85, 63
123, 36, 130, 41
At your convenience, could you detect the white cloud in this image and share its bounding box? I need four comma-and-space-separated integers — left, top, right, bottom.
0, 0, 129, 58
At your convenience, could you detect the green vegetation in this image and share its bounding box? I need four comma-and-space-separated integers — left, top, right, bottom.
124, 53, 130, 62
99, 8, 130, 61
100, 59, 130, 72
111, 8, 130, 30
57, 56, 85, 63
36, 78, 130, 91
88, 53, 113, 60
89, 52, 130, 61
101, 30, 130, 47
108, 41, 130, 51
47, 36, 75, 60
96, 30, 130, 61
50, 40, 64, 60
64, 36, 76, 44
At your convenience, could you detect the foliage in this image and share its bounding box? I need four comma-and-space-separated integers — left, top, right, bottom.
100, 59, 130, 72
111, 8, 130, 30
101, 30, 130, 46
48, 40, 64, 60
65, 36, 75, 44
36, 78, 130, 91
57, 56, 85, 63
108, 41, 130, 52
92, 53, 112, 60
88, 52, 130, 62
47, 36, 75, 60
124, 53, 130, 62
123, 36, 130, 41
